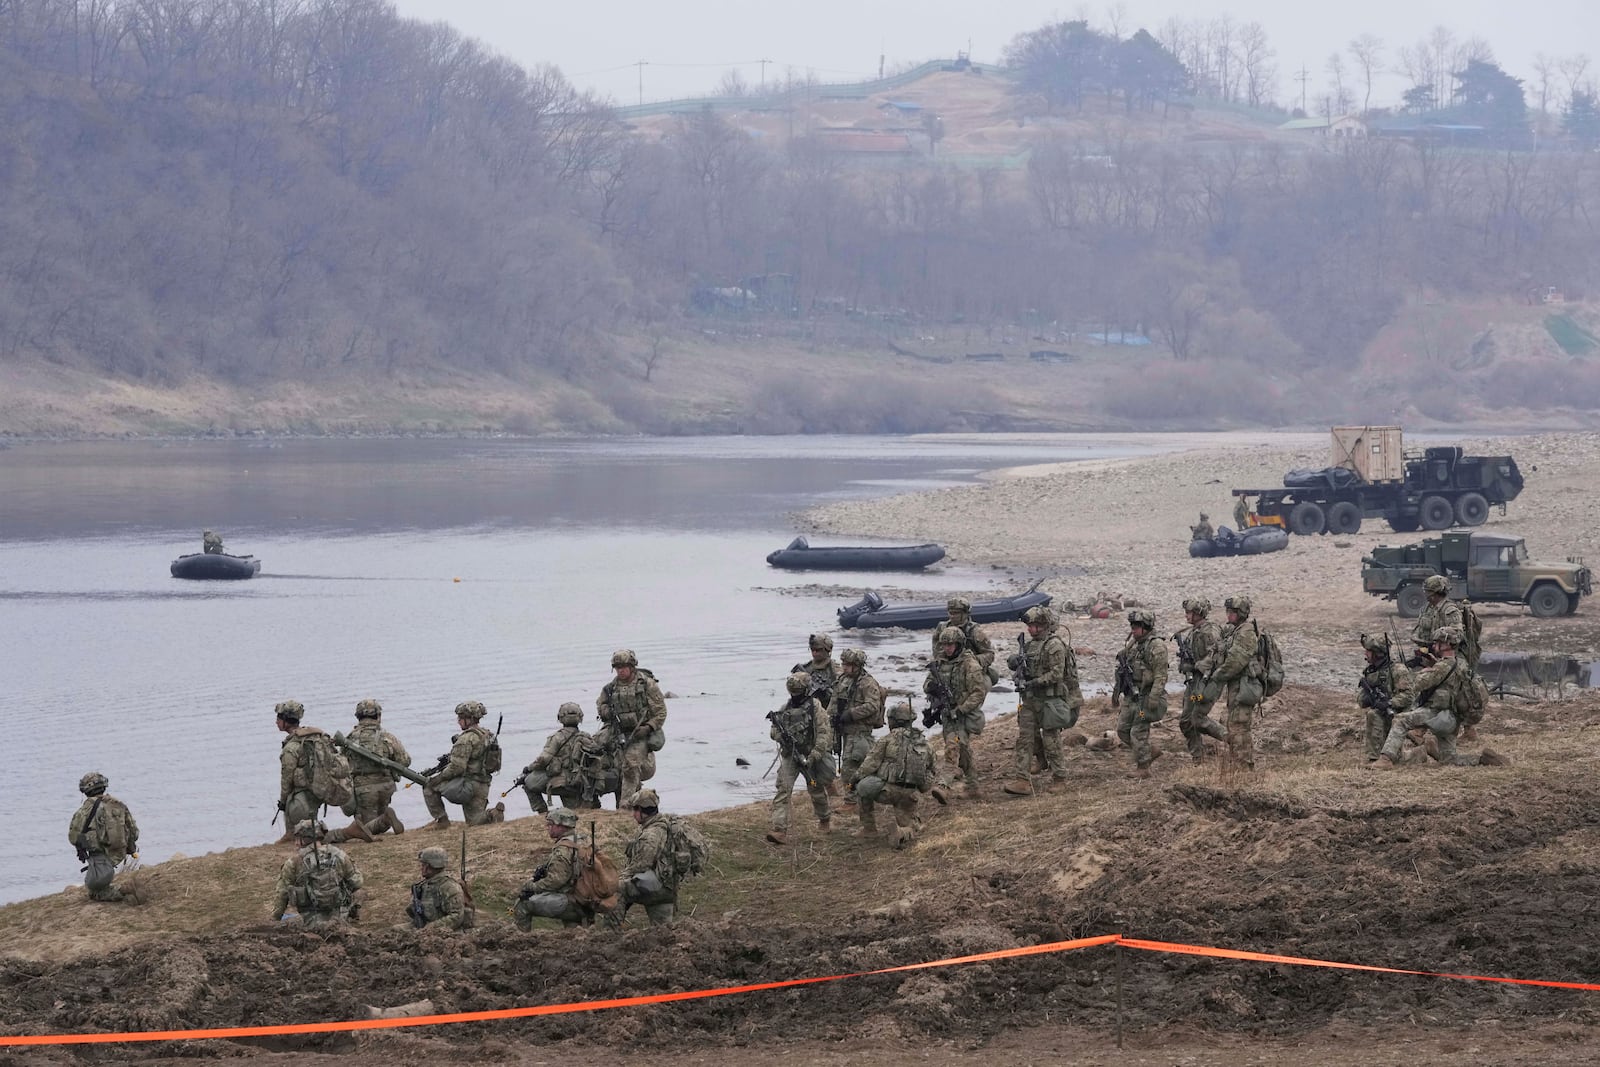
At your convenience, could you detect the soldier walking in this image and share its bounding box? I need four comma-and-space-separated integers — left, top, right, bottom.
338, 698, 410, 837
765, 672, 835, 845
1176, 597, 1229, 760
925, 627, 988, 799
270, 819, 363, 930
852, 701, 940, 848
595, 649, 667, 808
1112, 610, 1168, 779
68, 772, 139, 903
421, 701, 505, 829
1004, 605, 1080, 795
832, 649, 885, 811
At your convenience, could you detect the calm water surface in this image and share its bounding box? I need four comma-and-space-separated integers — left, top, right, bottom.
0, 435, 1161, 905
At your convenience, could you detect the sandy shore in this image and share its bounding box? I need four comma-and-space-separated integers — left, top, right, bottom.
806, 431, 1600, 691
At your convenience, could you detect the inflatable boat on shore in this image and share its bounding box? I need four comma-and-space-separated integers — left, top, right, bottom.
767, 536, 946, 571
1189, 526, 1289, 559
838, 580, 1051, 630
171, 552, 262, 580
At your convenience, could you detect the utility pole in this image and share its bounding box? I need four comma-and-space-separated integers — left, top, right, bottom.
758, 58, 771, 90
1294, 65, 1310, 113
635, 59, 648, 106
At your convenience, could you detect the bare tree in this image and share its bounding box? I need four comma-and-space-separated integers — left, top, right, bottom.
1325, 53, 1351, 116
1234, 21, 1274, 108
1347, 34, 1382, 115
1532, 52, 1557, 117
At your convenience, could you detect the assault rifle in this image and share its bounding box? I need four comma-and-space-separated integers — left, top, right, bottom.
406, 751, 452, 789
333, 731, 429, 787
408, 881, 427, 928
74, 796, 104, 865
924, 671, 954, 728
766, 707, 821, 789
1172, 627, 1196, 676
789, 662, 834, 708
1358, 677, 1393, 716
1111, 647, 1136, 708
1007, 632, 1032, 691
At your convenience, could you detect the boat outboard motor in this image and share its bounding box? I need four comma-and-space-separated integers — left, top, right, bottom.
836, 590, 885, 625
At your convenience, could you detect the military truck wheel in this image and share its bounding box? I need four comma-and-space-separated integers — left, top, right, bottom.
1388, 515, 1421, 533
1396, 584, 1428, 618
1455, 492, 1489, 527
1326, 501, 1362, 535
1527, 584, 1567, 619
1288, 501, 1326, 536
1419, 495, 1455, 531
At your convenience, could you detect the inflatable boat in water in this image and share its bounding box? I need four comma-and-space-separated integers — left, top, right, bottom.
838, 580, 1051, 630
170, 552, 262, 580
767, 536, 946, 571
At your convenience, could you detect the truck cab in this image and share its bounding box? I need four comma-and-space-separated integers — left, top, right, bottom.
1362, 531, 1591, 618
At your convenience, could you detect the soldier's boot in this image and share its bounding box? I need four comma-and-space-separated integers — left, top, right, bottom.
489, 802, 506, 823
90, 887, 125, 903
1029, 755, 1045, 774
1002, 777, 1035, 797
1424, 733, 1441, 761
1370, 754, 1397, 770
1479, 748, 1511, 766
930, 785, 951, 806
384, 806, 405, 835
887, 825, 909, 850
328, 819, 374, 844
424, 816, 451, 830
852, 814, 878, 837
818, 817, 833, 834
764, 829, 787, 846
1042, 777, 1068, 794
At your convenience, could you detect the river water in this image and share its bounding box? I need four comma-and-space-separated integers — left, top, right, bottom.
0, 434, 1160, 905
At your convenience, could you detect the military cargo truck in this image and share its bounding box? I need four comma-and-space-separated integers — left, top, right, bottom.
1233, 426, 1523, 536
1361, 531, 1592, 618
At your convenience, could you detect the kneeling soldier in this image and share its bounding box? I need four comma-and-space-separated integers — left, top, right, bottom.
270, 819, 362, 930
852, 701, 939, 849
514, 809, 589, 929
68, 772, 139, 903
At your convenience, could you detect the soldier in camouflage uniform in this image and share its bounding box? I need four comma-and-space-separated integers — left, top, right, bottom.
615, 788, 678, 926
765, 672, 835, 845
1358, 634, 1415, 762
1411, 575, 1463, 659
338, 699, 410, 838
852, 701, 940, 848
275, 701, 371, 843
1233, 496, 1250, 530
925, 626, 988, 798
409, 845, 473, 930
68, 772, 139, 903
513, 809, 588, 929
1004, 605, 1080, 796
931, 598, 997, 680
270, 819, 363, 930
1190, 513, 1214, 541
595, 649, 667, 808
1205, 595, 1264, 771
832, 648, 885, 811
202, 529, 224, 554
1113, 610, 1169, 778
422, 701, 505, 829
1176, 597, 1229, 760
520, 702, 598, 813
1374, 627, 1507, 769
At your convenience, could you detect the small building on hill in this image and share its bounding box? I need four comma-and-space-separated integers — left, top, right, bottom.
1278, 115, 1368, 137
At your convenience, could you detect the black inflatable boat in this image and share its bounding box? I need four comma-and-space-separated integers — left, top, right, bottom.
837, 580, 1051, 630
767, 536, 946, 571
171, 552, 262, 580
1188, 525, 1289, 558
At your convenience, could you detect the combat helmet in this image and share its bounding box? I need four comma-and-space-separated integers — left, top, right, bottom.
418, 846, 449, 870
293, 819, 327, 841
785, 671, 812, 695
1423, 575, 1450, 595
840, 648, 867, 667
454, 700, 487, 722
631, 787, 660, 811
1022, 605, 1050, 626
1224, 594, 1252, 619
947, 596, 972, 614
611, 648, 638, 668
1199, 513, 1210, 521
556, 701, 584, 726
937, 626, 966, 648
78, 772, 108, 796
1359, 633, 1391, 656
546, 809, 578, 828
274, 699, 304, 723
354, 698, 382, 719
887, 701, 916, 726
1433, 625, 1464, 649
1127, 608, 1155, 630
1183, 596, 1212, 617
809, 633, 834, 653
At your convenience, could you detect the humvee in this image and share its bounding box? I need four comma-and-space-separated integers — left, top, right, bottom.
1362, 531, 1592, 618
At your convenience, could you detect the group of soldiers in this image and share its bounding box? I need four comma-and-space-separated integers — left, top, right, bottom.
68, 577, 1511, 922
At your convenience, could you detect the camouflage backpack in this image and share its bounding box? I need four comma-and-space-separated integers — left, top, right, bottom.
664, 816, 711, 882
1454, 667, 1490, 727
297, 850, 349, 912
1460, 604, 1483, 668
484, 730, 504, 776
1252, 623, 1285, 699
888, 730, 933, 789
573, 841, 621, 909
303, 731, 354, 808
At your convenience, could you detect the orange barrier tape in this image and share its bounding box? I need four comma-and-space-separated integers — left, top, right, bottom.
0, 934, 1122, 1046
1119, 937, 1600, 993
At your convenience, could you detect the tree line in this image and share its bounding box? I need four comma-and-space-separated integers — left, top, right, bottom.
0, 0, 1597, 422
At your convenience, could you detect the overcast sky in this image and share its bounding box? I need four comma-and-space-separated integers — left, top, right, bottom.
389, 0, 1593, 108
